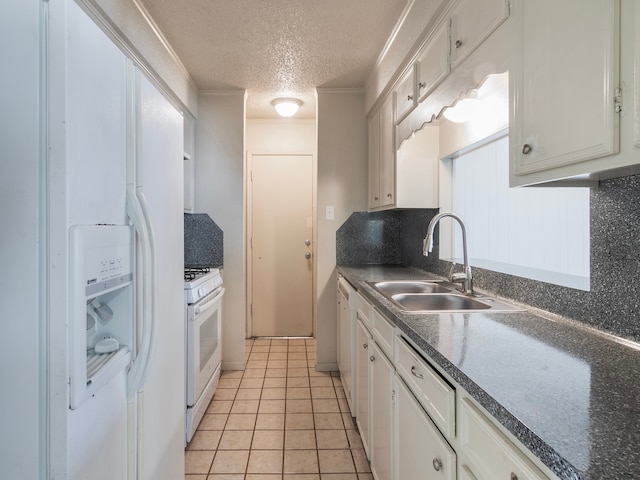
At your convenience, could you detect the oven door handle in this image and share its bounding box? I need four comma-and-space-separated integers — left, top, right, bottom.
195, 287, 225, 316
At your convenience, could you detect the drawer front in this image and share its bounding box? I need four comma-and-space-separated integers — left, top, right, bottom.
371, 308, 394, 358
396, 336, 455, 439
459, 398, 549, 480
355, 293, 371, 329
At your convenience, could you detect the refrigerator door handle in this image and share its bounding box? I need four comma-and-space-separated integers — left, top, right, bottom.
126, 185, 156, 401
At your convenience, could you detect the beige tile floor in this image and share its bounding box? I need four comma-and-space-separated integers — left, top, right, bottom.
185, 337, 373, 480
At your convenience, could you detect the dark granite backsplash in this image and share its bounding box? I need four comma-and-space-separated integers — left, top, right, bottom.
336, 211, 403, 265
336, 174, 640, 342
184, 213, 223, 268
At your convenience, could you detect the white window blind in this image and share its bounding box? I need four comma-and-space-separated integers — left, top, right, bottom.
440, 133, 590, 290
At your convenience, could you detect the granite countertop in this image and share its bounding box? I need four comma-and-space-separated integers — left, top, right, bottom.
337, 264, 640, 480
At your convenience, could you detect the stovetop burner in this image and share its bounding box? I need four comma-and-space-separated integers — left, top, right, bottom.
184, 267, 210, 282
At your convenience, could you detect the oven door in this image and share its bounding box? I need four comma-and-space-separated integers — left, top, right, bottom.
186, 286, 224, 406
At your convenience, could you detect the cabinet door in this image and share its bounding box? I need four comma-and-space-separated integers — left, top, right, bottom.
459, 398, 549, 480
396, 377, 456, 480
416, 21, 450, 102
379, 95, 395, 208
450, 0, 509, 69
368, 110, 381, 209
510, 0, 619, 185
395, 67, 417, 124
356, 319, 371, 458
370, 341, 394, 480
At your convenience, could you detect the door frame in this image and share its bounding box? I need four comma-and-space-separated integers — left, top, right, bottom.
245, 151, 317, 338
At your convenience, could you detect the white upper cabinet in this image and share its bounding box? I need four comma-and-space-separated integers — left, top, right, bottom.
416, 21, 450, 103
449, 0, 510, 69
369, 95, 396, 210
395, 67, 417, 124
510, 0, 620, 186
379, 95, 396, 208
368, 108, 381, 209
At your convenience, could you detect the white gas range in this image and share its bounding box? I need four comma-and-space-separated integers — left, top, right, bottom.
184, 267, 224, 444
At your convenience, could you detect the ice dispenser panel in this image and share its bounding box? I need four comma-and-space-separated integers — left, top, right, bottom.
69, 225, 134, 409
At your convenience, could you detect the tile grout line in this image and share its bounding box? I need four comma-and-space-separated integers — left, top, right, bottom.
186, 337, 372, 478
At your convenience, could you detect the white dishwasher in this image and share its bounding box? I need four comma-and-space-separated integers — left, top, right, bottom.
337, 275, 357, 415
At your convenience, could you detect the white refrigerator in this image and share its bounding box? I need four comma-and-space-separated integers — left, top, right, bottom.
45, 1, 186, 478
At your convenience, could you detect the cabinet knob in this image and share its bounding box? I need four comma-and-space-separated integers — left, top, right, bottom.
387, 193, 392, 199
374, 196, 379, 201
305, 252, 311, 259
511, 474, 519, 480
418, 82, 426, 90
407, 94, 413, 101
432, 457, 443, 471
455, 39, 462, 48
370, 355, 375, 362
411, 366, 424, 379
363, 343, 368, 349
521, 144, 532, 155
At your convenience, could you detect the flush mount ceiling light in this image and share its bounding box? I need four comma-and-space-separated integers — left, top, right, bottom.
271, 97, 303, 117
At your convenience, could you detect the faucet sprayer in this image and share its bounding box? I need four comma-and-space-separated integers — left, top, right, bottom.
423, 212, 474, 295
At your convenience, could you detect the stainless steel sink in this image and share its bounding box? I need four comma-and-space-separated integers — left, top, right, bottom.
368, 280, 451, 295
391, 293, 491, 311
367, 279, 524, 313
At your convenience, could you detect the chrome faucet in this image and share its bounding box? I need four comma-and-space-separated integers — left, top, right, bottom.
423, 212, 474, 295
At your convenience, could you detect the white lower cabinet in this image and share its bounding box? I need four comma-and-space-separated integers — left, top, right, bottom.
356, 316, 372, 458
459, 398, 549, 480
396, 375, 456, 480
348, 291, 555, 480
396, 336, 455, 439
370, 340, 394, 480
459, 464, 479, 480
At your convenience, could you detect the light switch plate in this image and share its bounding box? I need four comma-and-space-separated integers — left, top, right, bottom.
326, 205, 334, 220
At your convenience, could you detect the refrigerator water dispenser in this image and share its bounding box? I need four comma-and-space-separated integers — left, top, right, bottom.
69, 225, 134, 409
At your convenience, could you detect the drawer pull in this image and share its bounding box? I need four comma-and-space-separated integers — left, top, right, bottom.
411, 366, 424, 379
432, 457, 442, 471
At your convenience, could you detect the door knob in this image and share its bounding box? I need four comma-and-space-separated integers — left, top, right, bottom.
305, 252, 311, 259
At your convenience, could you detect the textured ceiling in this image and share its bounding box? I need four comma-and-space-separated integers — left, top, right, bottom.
138, 0, 409, 118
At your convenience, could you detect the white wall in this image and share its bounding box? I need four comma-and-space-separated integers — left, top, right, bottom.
0, 3, 44, 478
195, 92, 247, 370
246, 119, 316, 154
316, 90, 368, 370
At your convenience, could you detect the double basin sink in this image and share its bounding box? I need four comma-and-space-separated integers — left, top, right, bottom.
367, 280, 523, 313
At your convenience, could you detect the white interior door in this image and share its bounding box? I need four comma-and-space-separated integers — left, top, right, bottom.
251, 154, 313, 337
